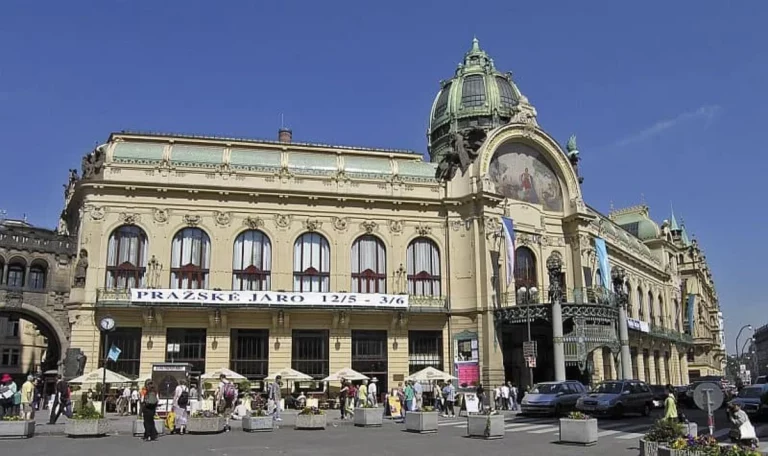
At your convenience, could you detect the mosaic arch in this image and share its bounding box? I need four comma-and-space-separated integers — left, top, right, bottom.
488, 141, 564, 212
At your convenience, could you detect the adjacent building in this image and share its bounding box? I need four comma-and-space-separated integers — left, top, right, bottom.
753, 324, 768, 379
58, 39, 724, 391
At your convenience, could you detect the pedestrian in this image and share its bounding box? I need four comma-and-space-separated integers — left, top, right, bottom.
339, 380, 349, 419
130, 386, 140, 415
367, 378, 378, 407
413, 380, 423, 411
21, 375, 35, 420
346, 381, 356, 417
727, 402, 758, 447
48, 374, 71, 424
217, 374, 237, 431
476, 383, 486, 412
663, 384, 678, 421
358, 379, 369, 407
268, 375, 282, 422
404, 381, 415, 413
499, 383, 510, 410
442, 380, 456, 417
433, 381, 444, 412
173, 379, 189, 434
509, 383, 519, 411
0, 374, 15, 418
142, 380, 159, 442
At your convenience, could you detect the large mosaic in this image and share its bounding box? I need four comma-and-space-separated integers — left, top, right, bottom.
488, 141, 564, 212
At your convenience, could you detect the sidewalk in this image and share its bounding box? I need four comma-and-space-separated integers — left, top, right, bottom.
31, 409, 366, 436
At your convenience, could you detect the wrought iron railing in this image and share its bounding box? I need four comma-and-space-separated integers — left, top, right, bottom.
650, 323, 694, 344
407, 295, 448, 310
500, 286, 617, 306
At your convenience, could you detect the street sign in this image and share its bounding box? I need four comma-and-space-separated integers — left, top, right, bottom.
526, 356, 537, 368
523, 341, 537, 357
693, 382, 724, 435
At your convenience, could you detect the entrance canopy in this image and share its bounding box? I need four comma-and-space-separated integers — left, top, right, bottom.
406, 367, 456, 382
69, 368, 132, 385
323, 368, 369, 382
265, 367, 313, 381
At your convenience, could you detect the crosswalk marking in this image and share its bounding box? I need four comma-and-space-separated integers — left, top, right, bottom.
507, 424, 553, 432
712, 428, 730, 438
615, 432, 645, 440
597, 430, 622, 437
613, 424, 650, 433
529, 426, 559, 434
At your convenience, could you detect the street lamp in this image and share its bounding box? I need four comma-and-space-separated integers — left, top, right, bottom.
735, 325, 753, 359
516, 285, 539, 387
611, 267, 632, 379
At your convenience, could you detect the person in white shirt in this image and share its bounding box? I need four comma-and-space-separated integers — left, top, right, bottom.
367, 378, 378, 407
173, 379, 190, 434
231, 400, 247, 420
130, 388, 140, 415
500, 384, 510, 410
121, 386, 131, 415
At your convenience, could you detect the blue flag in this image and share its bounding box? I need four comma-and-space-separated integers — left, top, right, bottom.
594, 238, 612, 289
107, 344, 121, 362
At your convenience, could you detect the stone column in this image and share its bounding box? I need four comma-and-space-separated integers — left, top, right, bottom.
612, 267, 633, 379
636, 350, 646, 382
1, 262, 7, 285
547, 254, 566, 382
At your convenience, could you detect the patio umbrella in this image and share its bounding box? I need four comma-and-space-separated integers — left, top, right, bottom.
323, 368, 369, 382
69, 368, 133, 385
200, 368, 246, 380
406, 367, 456, 382
265, 367, 313, 381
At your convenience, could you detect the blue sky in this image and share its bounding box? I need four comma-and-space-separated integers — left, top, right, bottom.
1, 1, 765, 351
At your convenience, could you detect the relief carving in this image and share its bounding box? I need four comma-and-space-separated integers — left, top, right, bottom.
415, 223, 432, 237
244, 216, 265, 230
360, 220, 378, 234
153, 208, 169, 224
119, 212, 141, 225
275, 214, 292, 229
184, 214, 202, 227
388, 220, 403, 234
214, 211, 232, 227
305, 218, 322, 232
89, 206, 105, 221
435, 127, 488, 181
332, 217, 349, 232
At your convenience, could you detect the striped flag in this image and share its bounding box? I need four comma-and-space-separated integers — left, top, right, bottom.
501, 217, 516, 286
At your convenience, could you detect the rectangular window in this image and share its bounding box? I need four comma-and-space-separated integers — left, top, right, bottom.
99, 327, 142, 378
292, 330, 329, 381
7, 317, 20, 338
1, 348, 20, 366
230, 329, 269, 380
408, 330, 443, 374
643, 349, 651, 383
653, 350, 661, 384
351, 330, 388, 395
166, 328, 207, 375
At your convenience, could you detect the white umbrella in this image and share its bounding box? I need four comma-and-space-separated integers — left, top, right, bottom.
200, 368, 246, 380
69, 368, 133, 385
406, 367, 456, 382
265, 367, 313, 381
323, 368, 369, 382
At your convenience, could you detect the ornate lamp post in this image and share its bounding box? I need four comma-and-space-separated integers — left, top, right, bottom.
611, 267, 633, 379
547, 254, 566, 382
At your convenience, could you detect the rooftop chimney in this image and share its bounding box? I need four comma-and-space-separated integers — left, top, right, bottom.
278, 128, 292, 143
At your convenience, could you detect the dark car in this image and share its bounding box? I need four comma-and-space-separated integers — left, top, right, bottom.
520, 380, 587, 416
576, 380, 654, 418
730, 384, 768, 418
685, 377, 733, 407
649, 385, 668, 409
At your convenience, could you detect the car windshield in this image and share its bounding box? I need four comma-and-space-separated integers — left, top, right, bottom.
591, 382, 623, 394
738, 388, 765, 399
756, 377, 767, 385
532, 383, 561, 394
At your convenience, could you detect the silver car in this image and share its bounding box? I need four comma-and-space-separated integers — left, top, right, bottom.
520, 381, 587, 416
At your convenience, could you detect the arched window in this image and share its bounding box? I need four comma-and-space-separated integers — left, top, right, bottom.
514, 246, 537, 290
648, 291, 655, 325
637, 287, 645, 320
28, 260, 47, 290
658, 295, 664, 327
7, 258, 26, 288
351, 235, 386, 293
293, 232, 330, 292
171, 228, 211, 289
106, 225, 148, 289
232, 230, 272, 291
406, 238, 441, 296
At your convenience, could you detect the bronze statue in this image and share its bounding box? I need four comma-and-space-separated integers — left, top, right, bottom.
73, 249, 88, 288
435, 127, 488, 181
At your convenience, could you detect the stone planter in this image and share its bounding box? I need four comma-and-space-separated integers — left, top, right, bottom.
187, 416, 225, 434
640, 439, 662, 456
467, 414, 505, 439
132, 419, 166, 436
559, 418, 598, 446
353, 407, 383, 427
243, 416, 274, 432
65, 419, 109, 437
0, 420, 35, 438
405, 411, 438, 434
658, 447, 701, 456
295, 414, 326, 430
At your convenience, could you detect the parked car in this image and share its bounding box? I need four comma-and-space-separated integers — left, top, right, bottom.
575, 380, 654, 418
675, 385, 689, 405
730, 384, 768, 418
755, 376, 767, 385
649, 385, 668, 409
685, 377, 733, 408
520, 380, 587, 416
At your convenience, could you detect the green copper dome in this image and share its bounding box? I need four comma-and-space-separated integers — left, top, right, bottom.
428, 38, 523, 162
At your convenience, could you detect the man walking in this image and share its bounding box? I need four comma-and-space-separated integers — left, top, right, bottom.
442, 380, 456, 417
21, 375, 35, 420
49, 375, 71, 424
367, 378, 378, 407
268, 375, 282, 422
413, 380, 423, 411
216, 373, 236, 432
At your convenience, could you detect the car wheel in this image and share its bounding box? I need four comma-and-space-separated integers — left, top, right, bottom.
612, 404, 624, 419
642, 403, 651, 417
553, 404, 562, 417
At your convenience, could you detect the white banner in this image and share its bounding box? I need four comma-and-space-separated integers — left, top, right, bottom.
130, 288, 409, 308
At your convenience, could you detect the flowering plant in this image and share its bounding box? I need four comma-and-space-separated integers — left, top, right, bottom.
1, 416, 24, 421
566, 411, 591, 420
298, 406, 324, 416
191, 410, 220, 418
250, 409, 267, 417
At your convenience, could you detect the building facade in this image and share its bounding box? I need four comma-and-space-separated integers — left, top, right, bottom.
59, 39, 723, 391
753, 324, 768, 379
0, 218, 77, 378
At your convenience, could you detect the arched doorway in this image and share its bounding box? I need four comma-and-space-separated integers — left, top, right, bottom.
0, 302, 70, 376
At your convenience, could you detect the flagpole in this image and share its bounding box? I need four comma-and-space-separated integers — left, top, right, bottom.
101, 333, 108, 416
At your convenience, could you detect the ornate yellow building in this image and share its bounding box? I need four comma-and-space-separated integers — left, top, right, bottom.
55, 39, 723, 392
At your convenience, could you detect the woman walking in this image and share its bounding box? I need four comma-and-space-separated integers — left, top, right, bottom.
663, 384, 678, 421
142, 381, 159, 442
173, 379, 190, 434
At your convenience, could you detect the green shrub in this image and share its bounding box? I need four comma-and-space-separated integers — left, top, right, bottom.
644, 419, 685, 442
